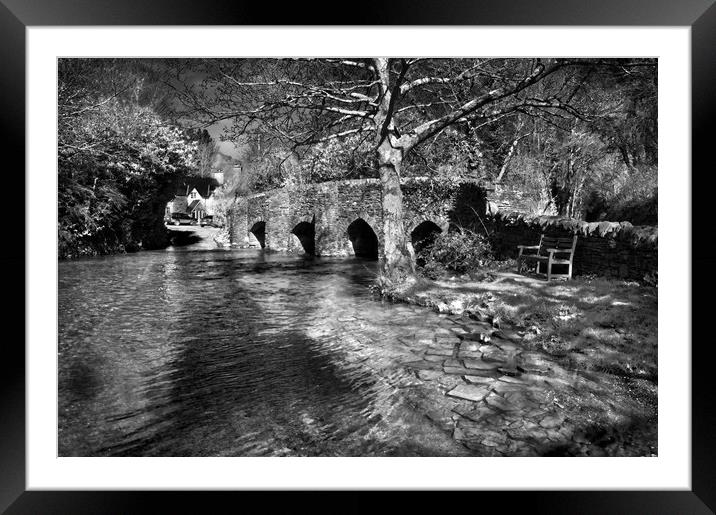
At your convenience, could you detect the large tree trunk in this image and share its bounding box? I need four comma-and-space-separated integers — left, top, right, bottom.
377, 140, 415, 282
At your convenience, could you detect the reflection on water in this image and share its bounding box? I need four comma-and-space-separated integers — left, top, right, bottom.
59, 248, 469, 456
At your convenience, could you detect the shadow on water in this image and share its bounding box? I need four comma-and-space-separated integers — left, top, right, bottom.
64, 361, 102, 400
60, 249, 466, 456
99, 327, 377, 457
167, 228, 203, 247
106, 253, 373, 456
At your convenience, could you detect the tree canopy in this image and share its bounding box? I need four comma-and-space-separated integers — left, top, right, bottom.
58, 57, 657, 267
58, 59, 199, 258
166, 58, 656, 277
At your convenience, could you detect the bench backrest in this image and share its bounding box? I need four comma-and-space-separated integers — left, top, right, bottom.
538, 234, 578, 255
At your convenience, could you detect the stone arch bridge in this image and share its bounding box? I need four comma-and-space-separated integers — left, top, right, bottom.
228, 178, 491, 259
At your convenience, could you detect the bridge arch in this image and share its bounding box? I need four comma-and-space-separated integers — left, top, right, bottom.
291, 220, 316, 255
410, 220, 443, 254
249, 221, 266, 248
347, 218, 379, 260
232, 178, 490, 256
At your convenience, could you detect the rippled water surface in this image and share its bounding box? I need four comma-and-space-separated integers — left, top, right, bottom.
59, 243, 472, 456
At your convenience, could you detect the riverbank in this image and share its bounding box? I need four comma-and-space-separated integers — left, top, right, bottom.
58, 238, 659, 456
59, 222, 223, 259
381, 269, 658, 456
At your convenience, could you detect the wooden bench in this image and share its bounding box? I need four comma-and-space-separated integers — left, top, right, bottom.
517, 234, 578, 281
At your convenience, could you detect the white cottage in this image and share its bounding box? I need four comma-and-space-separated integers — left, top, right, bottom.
166, 177, 221, 221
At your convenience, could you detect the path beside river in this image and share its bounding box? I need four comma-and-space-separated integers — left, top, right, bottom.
59, 232, 657, 457
385, 271, 658, 456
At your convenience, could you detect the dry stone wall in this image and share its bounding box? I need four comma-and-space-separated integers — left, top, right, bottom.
488, 183, 555, 216
486, 212, 658, 280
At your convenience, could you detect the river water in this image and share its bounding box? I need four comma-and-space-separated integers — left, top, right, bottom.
58, 235, 474, 457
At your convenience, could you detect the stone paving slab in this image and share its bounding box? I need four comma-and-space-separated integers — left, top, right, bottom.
425, 410, 454, 432
437, 375, 464, 389
444, 367, 480, 377
491, 381, 527, 395
539, 415, 565, 429
435, 334, 460, 343
446, 384, 491, 402
425, 348, 453, 357
496, 342, 520, 353
462, 358, 498, 370
459, 331, 488, 342
456, 348, 482, 358
394, 304, 656, 457
497, 374, 525, 383
481, 349, 509, 362
416, 370, 443, 381
402, 360, 443, 371
458, 368, 499, 379
452, 404, 498, 423
463, 375, 496, 385
485, 392, 521, 412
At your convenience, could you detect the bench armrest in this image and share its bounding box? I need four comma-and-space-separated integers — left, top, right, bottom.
517, 245, 540, 250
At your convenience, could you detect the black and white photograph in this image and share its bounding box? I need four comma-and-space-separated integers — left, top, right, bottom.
56, 56, 660, 458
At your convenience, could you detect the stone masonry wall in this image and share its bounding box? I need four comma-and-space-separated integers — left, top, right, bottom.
485, 211, 658, 280
230, 178, 656, 280
230, 178, 487, 257
488, 183, 555, 216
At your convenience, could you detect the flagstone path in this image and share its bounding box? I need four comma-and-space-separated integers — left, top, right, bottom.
393, 314, 656, 457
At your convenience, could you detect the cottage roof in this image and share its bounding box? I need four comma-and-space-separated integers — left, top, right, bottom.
187, 199, 205, 212
175, 177, 221, 198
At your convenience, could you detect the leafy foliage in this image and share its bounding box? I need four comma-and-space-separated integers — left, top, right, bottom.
172, 58, 657, 230
58, 59, 198, 258
493, 64, 658, 221
58, 58, 659, 269
293, 134, 378, 184
416, 226, 494, 279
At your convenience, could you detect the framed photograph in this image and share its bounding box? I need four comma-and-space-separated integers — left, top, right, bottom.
5, 0, 714, 512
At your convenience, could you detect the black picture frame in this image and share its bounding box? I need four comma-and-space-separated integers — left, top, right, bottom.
3, 1, 713, 513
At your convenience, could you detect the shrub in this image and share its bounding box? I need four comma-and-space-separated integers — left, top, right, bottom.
583, 188, 657, 225
416, 226, 493, 278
